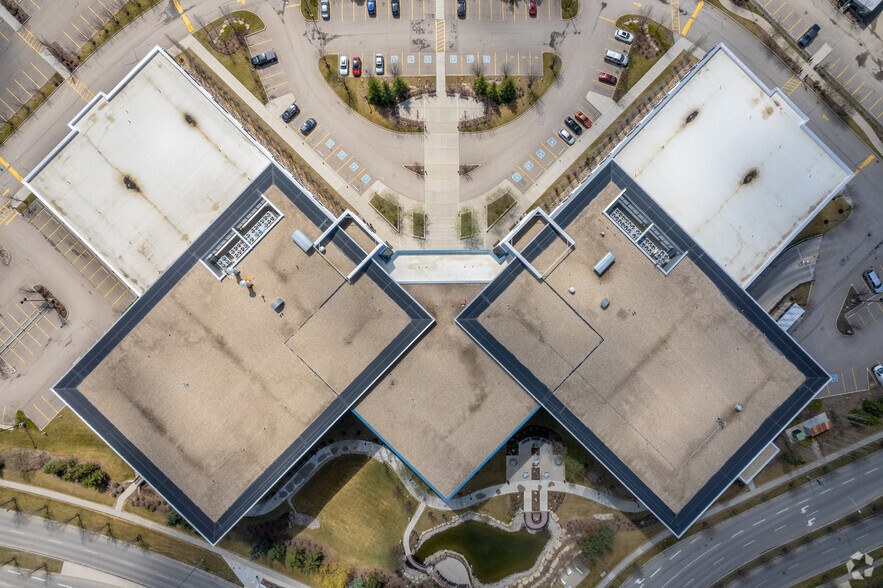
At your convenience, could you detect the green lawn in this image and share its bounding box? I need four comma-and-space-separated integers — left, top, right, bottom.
411, 209, 427, 238
194, 18, 268, 104
561, 0, 578, 19
290, 455, 413, 571
302, 0, 319, 20
486, 191, 517, 229
1, 470, 116, 506
612, 17, 674, 101
452, 445, 507, 497
789, 195, 851, 245
0, 546, 62, 574
0, 408, 133, 481
369, 194, 402, 231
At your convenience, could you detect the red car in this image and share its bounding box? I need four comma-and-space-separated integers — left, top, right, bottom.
575, 111, 591, 128
529, 0, 537, 16
352, 56, 362, 77
599, 72, 618, 85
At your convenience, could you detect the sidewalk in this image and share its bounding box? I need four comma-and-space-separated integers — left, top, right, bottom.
598, 430, 883, 587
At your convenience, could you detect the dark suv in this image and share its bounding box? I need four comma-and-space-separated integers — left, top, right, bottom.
300, 118, 317, 135
457, 0, 466, 17
564, 116, 582, 136
798, 24, 820, 49
281, 103, 300, 123
392, 0, 400, 16
251, 51, 278, 68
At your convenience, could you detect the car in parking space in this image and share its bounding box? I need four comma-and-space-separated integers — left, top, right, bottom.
368, 0, 376, 15
321, 0, 330, 19
281, 103, 300, 123
558, 128, 575, 145
874, 364, 883, 388
798, 24, 820, 49
457, 0, 466, 17
353, 56, 362, 77
575, 111, 591, 128
614, 29, 634, 44
604, 50, 629, 67
339, 55, 348, 76
598, 72, 618, 85
863, 269, 883, 293
300, 118, 317, 135
392, 0, 400, 16
251, 51, 278, 68
375, 54, 384, 75
564, 116, 582, 136
529, 0, 537, 16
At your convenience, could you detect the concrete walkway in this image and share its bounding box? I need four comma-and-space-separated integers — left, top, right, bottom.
113, 476, 142, 511
598, 430, 883, 587
746, 236, 821, 312
382, 250, 507, 283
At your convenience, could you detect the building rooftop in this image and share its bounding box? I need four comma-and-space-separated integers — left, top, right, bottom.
54, 165, 433, 543
355, 284, 538, 499
25, 49, 269, 293
613, 46, 852, 286
459, 159, 829, 536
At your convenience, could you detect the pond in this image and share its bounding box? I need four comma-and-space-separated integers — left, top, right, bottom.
414, 520, 549, 583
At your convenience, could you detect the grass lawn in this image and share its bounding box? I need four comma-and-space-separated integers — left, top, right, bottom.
290, 455, 412, 571
411, 209, 427, 238
452, 446, 507, 498
319, 56, 424, 133
1, 470, 116, 506
302, 0, 319, 20
0, 546, 62, 574
369, 193, 402, 231
194, 19, 268, 104
0, 75, 62, 147
413, 495, 515, 537
789, 195, 851, 245
576, 529, 651, 586
77, 0, 163, 62
561, 0, 578, 19
486, 191, 516, 229
460, 53, 562, 132
15, 194, 36, 214
0, 408, 133, 482
459, 208, 478, 239
612, 17, 674, 101
0, 486, 238, 584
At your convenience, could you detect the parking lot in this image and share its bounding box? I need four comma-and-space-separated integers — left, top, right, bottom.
0, 21, 60, 125
302, 121, 375, 194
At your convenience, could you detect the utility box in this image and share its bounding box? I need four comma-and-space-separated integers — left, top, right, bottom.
594, 252, 615, 276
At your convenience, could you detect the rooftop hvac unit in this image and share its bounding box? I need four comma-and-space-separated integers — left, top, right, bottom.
291, 229, 313, 253
594, 252, 615, 277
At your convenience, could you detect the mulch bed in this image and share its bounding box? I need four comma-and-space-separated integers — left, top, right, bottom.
836, 285, 860, 335
35, 284, 68, 320
0, 0, 29, 24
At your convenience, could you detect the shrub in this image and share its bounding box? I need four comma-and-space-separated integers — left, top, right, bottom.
166, 511, 184, 527
783, 452, 805, 466
43, 458, 77, 477
498, 78, 517, 103
81, 467, 109, 489
472, 74, 488, 96
392, 76, 409, 101
286, 547, 306, 570
863, 398, 883, 417
365, 571, 383, 588
487, 81, 500, 104
250, 537, 271, 560
848, 409, 879, 426
267, 543, 286, 564
808, 399, 823, 412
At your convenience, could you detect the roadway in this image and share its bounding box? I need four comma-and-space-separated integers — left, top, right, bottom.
0, 509, 234, 588
622, 450, 883, 587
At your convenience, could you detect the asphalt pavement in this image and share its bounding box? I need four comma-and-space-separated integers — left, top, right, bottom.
622, 450, 883, 588
0, 509, 235, 588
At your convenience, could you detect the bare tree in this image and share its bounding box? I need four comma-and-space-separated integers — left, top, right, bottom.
390, 60, 401, 77
470, 59, 485, 77
500, 60, 512, 79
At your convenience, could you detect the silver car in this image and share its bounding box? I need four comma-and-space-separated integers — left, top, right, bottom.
338, 55, 348, 76
558, 128, 575, 145
375, 54, 384, 75
874, 365, 883, 388
614, 29, 634, 44
320, 0, 330, 19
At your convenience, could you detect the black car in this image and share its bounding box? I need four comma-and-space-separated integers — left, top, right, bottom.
391, 0, 400, 16
564, 116, 582, 136
798, 24, 819, 49
281, 103, 300, 123
300, 118, 317, 135
457, 0, 466, 17
250, 51, 278, 68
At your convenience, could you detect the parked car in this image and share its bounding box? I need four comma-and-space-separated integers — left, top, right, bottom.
320, 0, 330, 19
604, 50, 629, 67
863, 269, 883, 293
874, 364, 883, 388
457, 0, 466, 17
798, 24, 820, 49
614, 28, 634, 44
529, 0, 537, 16
339, 55, 348, 76
352, 56, 362, 77
558, 128, 575, 145
598, 72, 618, 85
368, 0, 376, 14
392, 0, 400, 16
251, 51, 278, 68
300, 118, 317, 135
375, 54, 384, 75
564, 116, 582, 135
281, 103, 300, 123
575, 111, 591, 127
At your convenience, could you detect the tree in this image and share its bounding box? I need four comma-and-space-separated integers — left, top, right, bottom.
486, 81, 500, 104
392, 76, 409, 101
498, 78, 516, 103
580, 527, 615, 560
381, 81, 395, 106
43, 458, 76, 477
81, 468, 109, 489
286, 547, 306, 570
304, 550, 324, 573
472, 74, 488, 96
863, 398, 883, 417
166, 512, 184, 527
564, 452, 585, 481
365, 571, 384, 588
318, 563, 350, 588
366, 77, 383, 106
249, 537, 271, 561
267, 543, 286, 564
348, 578, 367, 588
783, 451, 805, 466
599, 525, 614, 550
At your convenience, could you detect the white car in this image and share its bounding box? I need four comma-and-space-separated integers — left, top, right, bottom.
558, 128, 575, 145
320, 0, 330, 18
873, 364, 883, 388
375, 53, 384, 75
614, 28, 634, 44
338, 55, 348, 76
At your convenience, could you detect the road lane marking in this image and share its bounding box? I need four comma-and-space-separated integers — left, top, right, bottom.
669, 549, 681, 560
713, 557, 725, 565
731, 530, 744, 538
171, 0, 194, 32
842, 477, 855, 484
774, 525, 786, 531
776, 508, 789, 514
743, 540, 755, 547
866, 467, 879, 475
650, 568, 661, 578
797, 498, 810, 505
823, 547, 835, 554
753, 518, 765, 526
820, 488, 831, 494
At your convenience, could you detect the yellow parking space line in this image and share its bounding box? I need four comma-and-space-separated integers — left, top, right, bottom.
40, 314, 58, 330
856, 155, 874, 172
28, 209, 43, 225
529, 154, 546, 170
771, 2, 786, 16
598, 14, 616, 21
324, 146, 342, 161
97, 0, 115, 17
843, 73, 857, 87
251, 38, 273, 48
787, 18, 802, 33
171, 0, 194, 31
32, 403, 50, 423
517, 166, 535, 184
1, 318, 31, 355
870, 97, 882, 111
79, 14, 98, 34
780, 9, 793, 23
31, 317, 49, 339
0, 97, 15, 116
89, 6, 104, 22
0, 28, 7, 41
42, 396, 57, 412
45, 224, 62, 241
5, 345, 25, 364
6, 87, 24, 103
95, 273, 111, 289
861, 90, 874, 104
88, 265, 102, 280
1, 406, 5, 423
852, 81, 865, 95
22, 70, 40, 88
53, 231, 70, 248
62, 240, 78, 256
14, 79, 31, 96
71, 21, 87, 39
867, 304, 877, 320
337, 155, 354, 172
70, 250, 87, 265
15, 305, 31, 323
854, 310, 867, 327
64, 31, 81, 48
266, 81, 288, 91
828, 57, 841, 69
851, 367, 858, 389
28, 0, 40, 9
104, 281, 119, 298
313, 131, 330, 149
836, 65, 849, 79
545, 142, 559, 160
38, 217, 53, 231
112, 290, 128, 307
348, 170, 367, 185
260, 71, 283, 80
